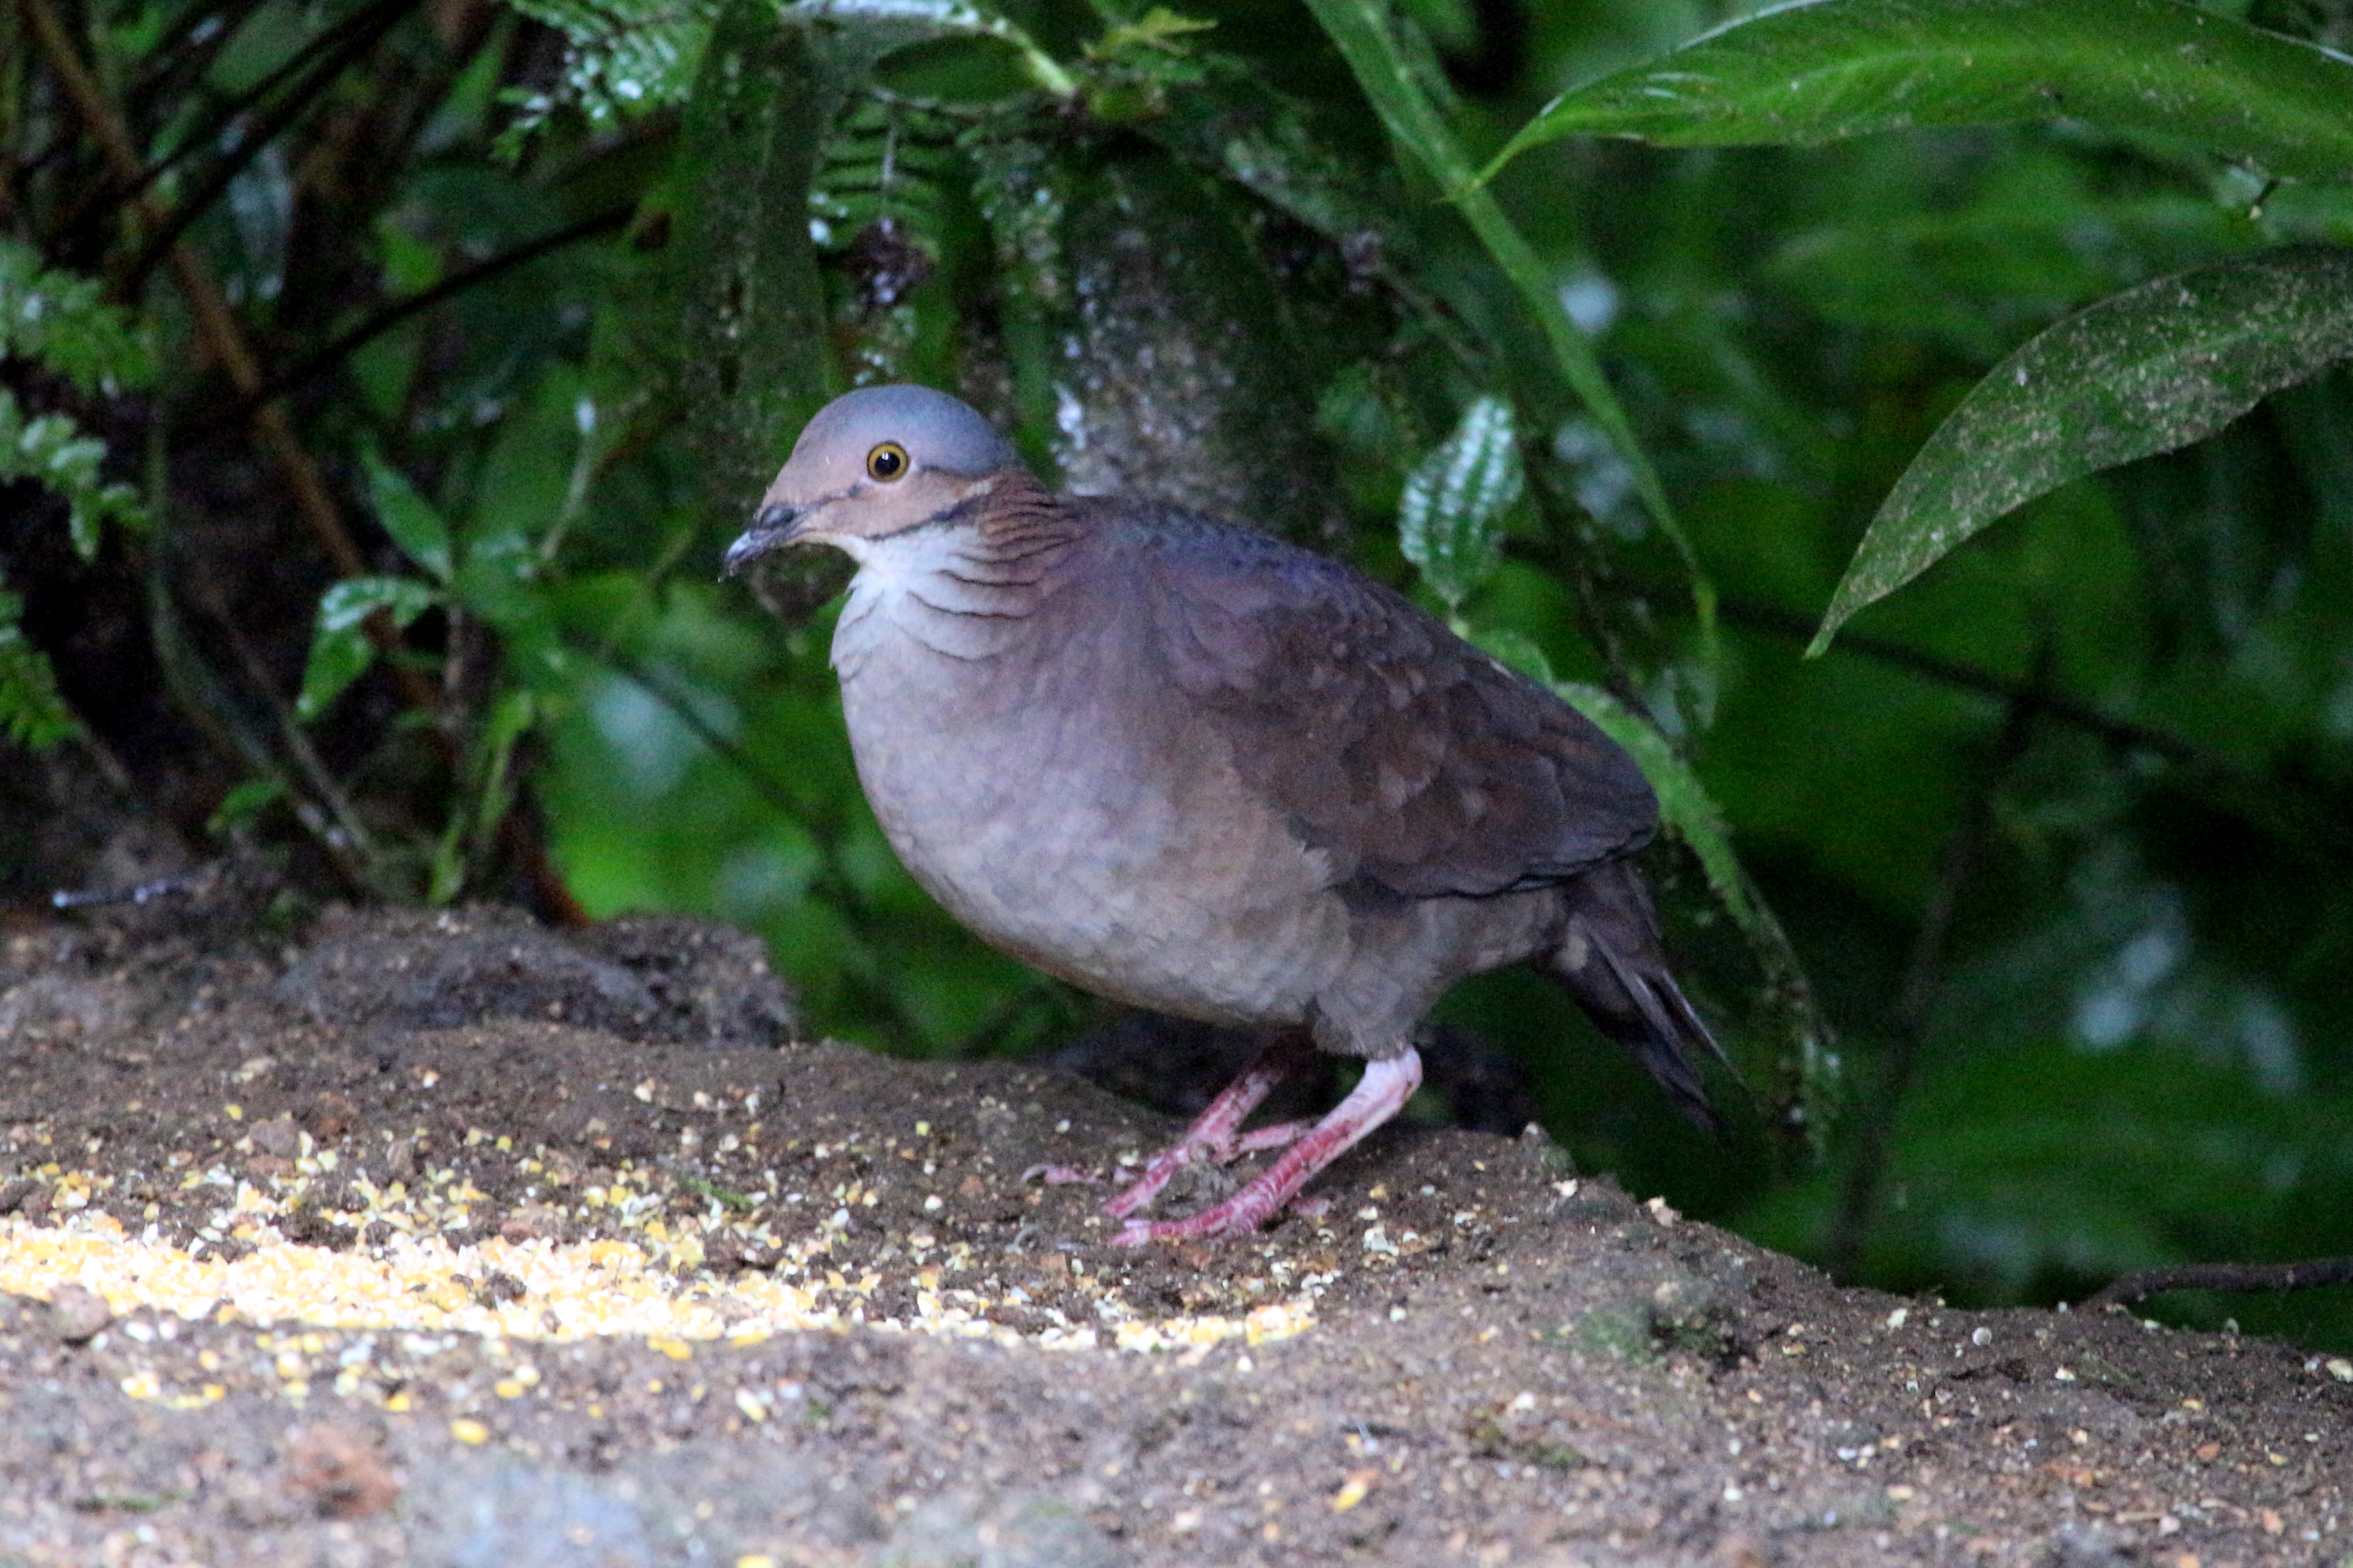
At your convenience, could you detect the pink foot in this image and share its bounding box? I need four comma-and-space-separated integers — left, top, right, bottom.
1103, 1035, 1314, 1221
1110, 1051, 1422, 1246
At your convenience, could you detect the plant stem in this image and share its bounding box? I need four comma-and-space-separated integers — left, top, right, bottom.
1824, 662, 2044, 1283
1301, 0, 1714, 654
26, 0, 587, 923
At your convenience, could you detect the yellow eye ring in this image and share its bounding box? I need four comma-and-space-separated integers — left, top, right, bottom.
866, 441, 909, 481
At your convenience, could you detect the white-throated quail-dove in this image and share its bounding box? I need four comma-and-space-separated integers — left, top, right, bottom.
724, 384, 1722, 1244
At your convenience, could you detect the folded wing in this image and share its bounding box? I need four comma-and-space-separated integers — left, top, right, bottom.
1137, 510, 1658, 901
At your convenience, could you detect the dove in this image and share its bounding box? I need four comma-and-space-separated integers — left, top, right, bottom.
725, 384, 1719, 1243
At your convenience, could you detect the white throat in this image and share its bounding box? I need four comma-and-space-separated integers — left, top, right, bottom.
830, 525, 1021, 672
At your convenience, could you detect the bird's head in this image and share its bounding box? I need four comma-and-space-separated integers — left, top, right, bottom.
723, 385, 1024, 574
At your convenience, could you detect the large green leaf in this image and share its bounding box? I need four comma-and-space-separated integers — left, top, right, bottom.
1485, 0, 2353, 182
1813, 244, 2353, 652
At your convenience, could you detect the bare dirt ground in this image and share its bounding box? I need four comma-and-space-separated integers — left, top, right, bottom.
1, 891, 2347, 1567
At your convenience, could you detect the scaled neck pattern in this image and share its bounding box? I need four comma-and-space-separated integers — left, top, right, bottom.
831, 474, 1085, 674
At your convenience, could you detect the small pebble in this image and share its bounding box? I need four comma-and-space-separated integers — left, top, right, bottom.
48, 1283, 112, 1343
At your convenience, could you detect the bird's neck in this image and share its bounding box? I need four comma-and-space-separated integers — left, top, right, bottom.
833, 474, 1087, 670
964, 471, 1084, 566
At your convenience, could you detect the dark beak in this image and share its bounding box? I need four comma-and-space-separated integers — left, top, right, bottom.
722, 501, 802, 577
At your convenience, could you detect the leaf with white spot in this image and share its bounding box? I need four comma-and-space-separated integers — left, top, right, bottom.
1815, 245, 2353, 652
1399, 396, 1523, 611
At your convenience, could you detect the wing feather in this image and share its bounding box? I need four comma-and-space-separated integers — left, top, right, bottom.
1132, 508, 1658, 899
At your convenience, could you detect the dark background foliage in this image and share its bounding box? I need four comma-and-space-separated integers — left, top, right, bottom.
4, 0, 2350, 1350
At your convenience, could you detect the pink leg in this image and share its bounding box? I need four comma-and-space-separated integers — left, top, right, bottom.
1111, 1050, 1423, 1246
1102, 1034, 1313, 1220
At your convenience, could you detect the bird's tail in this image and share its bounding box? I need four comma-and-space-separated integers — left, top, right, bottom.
1538, 859, 1726, 1131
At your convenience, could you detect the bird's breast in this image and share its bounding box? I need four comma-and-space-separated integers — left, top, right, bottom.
830, 554, 1346, 1025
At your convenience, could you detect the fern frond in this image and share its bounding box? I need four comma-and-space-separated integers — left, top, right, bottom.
0, 239, 154, 395
0, 389, 150, 559
810, 94, 959, 252
496, 0, 722, 155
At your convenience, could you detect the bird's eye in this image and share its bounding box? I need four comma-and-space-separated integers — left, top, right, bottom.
866, 442, 909, 482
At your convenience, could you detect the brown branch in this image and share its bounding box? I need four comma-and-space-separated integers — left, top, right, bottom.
26, 0, 382, 587
2085, 1257, 2353, 1310
25, 0, 584, 925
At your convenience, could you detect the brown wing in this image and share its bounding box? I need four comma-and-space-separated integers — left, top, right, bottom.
1132, 507, 1658, 900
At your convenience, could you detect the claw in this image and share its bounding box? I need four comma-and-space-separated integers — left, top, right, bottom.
1021, 1164, 1102, 1185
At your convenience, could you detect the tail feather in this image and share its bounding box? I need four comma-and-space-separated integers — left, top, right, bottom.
1540, 859, 1725, 1131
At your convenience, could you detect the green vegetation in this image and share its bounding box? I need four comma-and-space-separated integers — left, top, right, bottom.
4, 0, 2351, 1347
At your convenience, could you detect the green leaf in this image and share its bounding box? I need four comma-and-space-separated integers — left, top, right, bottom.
0, 389, 147, 559
494, 0, 1072, 160
1088, 6, 1216, 61
821, 0, 1074, 93
208, 777, 288, 835
1814, 244, 2353, 652
1485, 0, 2353, 183
493, 0, 723, 157
361, 449, 454, 583
0, 238, 154, 394
1398, 395, 1522, 609
0, 247, 149, 559
431, 689, 540, 904
1300, 0, 1714, 645
0, 588, 80, 749
296, 576, 438, 720
1551, 678, 1760, 935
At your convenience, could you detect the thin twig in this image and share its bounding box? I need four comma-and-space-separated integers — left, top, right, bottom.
1824, 653, 2047, 1283
50, 0, 412, 261
193, 204, 635, 433
51, 869, 211, 909
1707, 594, 2205, 768
179, 553, 383, 867
111, 0, 423, 298
124, 0, 273, 112
2085, 1257, 2353, 1309
1644, 584, 2353, 861
27, 0, 585, 923
142, 540, 376, 894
